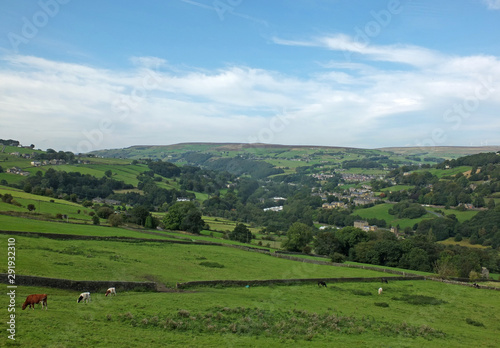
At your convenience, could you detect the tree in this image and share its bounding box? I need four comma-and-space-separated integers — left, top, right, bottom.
23, 183, 32, 193
179, 209, 204, 234
27, 204, 36, 213
128, 205, 152, 226
96, 207, 114, 219
163, 201, 204, 234
92, 215, 100, 225
487, 199, 496, 210
281, 222, 313, 252
144, 215, 159, 229
108, 213, 123, 227
1, 193, 13, 203
229, 223, 252, 243
313, 231, 340, 256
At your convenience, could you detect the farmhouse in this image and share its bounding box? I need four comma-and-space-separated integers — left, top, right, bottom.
353, 220, 377, 232
322, 202, 347, 209
6, 167, 30, 176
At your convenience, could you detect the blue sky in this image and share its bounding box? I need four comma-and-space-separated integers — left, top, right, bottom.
1, 0, 499, 152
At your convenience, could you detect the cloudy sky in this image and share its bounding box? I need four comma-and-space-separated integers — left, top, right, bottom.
1, 0, 499, 153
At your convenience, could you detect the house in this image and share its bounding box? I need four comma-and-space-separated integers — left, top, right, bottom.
31, 161, 42, 167
6, 167, 30, 176
322, 202, 346, 209
263, 206, 283, 212
354, 220, 369, 230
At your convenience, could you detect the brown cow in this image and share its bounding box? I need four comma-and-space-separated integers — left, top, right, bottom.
22, 294, 47, 310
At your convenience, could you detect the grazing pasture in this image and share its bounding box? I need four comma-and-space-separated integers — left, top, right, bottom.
0, 214, 179, 240
4, 281, 499, 347
354, 203, 435, 229
3, 234, 389, 286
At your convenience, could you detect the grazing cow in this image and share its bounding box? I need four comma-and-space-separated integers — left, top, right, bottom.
378, 287, 383, 295
22, 294, 47, 310
318, 281, 327, 288
105, 287, 116, 296
77, 292, 91, 303
473, 283, 481, 289
381, 278, 388, 284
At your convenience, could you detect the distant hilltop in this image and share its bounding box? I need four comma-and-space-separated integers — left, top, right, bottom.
378, 146, 500, 156
89, 142, 500, 161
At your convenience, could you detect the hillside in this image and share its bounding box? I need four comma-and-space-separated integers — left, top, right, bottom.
2, 139, 500, 277
1, 139, 500, 347
92, 143, 500, 160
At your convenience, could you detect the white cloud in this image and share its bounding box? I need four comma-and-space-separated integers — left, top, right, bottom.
1, 43, 499, 152
483, 0, 500, 10
275, 34, 445, 68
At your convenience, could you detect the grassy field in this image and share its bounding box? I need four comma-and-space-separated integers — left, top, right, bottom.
1, 210, 499, 346
0, 214, 174, 240
353, 203, 435, 229
432, 207, 479, 223
421, 166, 472, 178
380, 185, 415, 192
3, 233, 390, 286
438, 238, 490, 249
3, 279, 499, 347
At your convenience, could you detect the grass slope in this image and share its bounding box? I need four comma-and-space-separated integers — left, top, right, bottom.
4, 234, 388, 285
3, 280, 499, 347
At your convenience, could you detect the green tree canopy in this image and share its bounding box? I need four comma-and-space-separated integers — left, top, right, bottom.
229, 223, 252, 243
282, 222, 313, 252
163, 201, 204, 234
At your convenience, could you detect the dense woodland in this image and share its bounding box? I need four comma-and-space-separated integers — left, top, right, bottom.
2, 139, 500, 278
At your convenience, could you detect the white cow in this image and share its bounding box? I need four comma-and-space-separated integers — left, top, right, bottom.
378, 287, 383, 295
77, 292, 91, 303
105, 287, 116, 297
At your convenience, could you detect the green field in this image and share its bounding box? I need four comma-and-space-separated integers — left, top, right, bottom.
1, 214, 499, 347
0, 215, 174, 240
353, 203, 435, 229
3, 280, 499, 347
4, 231, 392, 284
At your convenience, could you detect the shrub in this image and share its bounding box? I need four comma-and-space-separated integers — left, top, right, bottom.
199, 261, 224, 268
331, 252, 346, 263
465, 318, 484, 327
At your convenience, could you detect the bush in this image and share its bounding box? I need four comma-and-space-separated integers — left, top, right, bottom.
469, 270, 480, 281
331, 252, 346, 263
199, 261, 224, 268
108, 214, 123, 227
465, 318, 484, 327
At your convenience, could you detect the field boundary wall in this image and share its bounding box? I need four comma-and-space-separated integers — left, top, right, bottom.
0, 273, 156, 292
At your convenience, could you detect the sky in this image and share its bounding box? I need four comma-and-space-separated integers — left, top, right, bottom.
0, 0, 499, 153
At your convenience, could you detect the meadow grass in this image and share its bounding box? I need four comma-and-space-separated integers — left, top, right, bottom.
417, 166, 472, 178
4, 280, 499, 347
3, 234, 392, 285
0, 214, 174, 240
353, 203, 435, 229
380, 185, 415, 192
438, 238, 490, 249
438, 208, 479, 222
